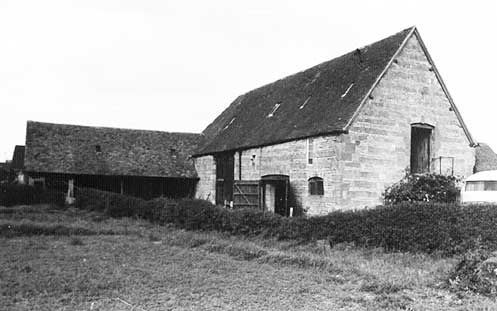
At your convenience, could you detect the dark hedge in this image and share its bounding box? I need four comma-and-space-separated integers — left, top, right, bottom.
383, 173, 460, 204
0, 184, 65, 207
75, 187, 497, 255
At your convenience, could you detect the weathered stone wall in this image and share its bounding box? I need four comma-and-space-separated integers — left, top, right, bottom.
237, 135, 346, 214
194, 155, 216, 204
195, 33, 475, 214
340, 34, 475, 209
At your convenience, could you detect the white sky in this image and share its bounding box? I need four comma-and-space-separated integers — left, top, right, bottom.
0, 0, 496, 161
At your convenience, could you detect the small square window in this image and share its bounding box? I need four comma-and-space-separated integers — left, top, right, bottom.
95, 145, 101, 153
309, 177, 324, 195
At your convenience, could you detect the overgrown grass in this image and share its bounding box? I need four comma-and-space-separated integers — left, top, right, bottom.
1, 204, 497, 310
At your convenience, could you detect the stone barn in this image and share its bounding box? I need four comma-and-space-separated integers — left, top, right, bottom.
24, 121, 202, 199
193, 26, 476, 215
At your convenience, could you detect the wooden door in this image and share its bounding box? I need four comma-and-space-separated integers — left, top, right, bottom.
215, 152, 234, 205
410, 126, 432, 174
274, 181, 288, 216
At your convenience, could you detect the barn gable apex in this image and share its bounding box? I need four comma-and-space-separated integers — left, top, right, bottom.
345, 27, 475, 147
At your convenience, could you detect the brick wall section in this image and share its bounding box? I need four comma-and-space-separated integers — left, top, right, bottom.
194, 34, 475, 215
194, 155, 216, 204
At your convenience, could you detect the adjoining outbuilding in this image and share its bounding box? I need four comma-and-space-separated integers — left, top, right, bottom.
24, 121, 203, 199
194, 26, 476, 215
474, 143, 497, 173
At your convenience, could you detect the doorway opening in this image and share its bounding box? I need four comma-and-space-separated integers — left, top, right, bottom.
260, 174, 289, 216
215, 152, 234, 205
410, 124, 433, 174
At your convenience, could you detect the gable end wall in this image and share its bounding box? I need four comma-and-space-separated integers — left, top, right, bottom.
341, 34, 474, 209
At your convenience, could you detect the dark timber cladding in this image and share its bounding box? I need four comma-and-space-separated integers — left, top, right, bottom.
24, 121, 203, 199
215, 152, 234, 205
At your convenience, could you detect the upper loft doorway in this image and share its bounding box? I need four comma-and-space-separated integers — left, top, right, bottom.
410, 123, 433, 174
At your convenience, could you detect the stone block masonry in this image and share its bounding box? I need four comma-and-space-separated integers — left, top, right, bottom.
194, 155, 216, 204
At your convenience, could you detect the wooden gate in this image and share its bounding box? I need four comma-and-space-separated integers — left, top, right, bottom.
233, 180, 260, 209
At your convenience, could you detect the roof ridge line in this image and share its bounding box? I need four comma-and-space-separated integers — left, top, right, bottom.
27, 120, 202, 136
343, 26, 416, 131
218, 27, 418, 105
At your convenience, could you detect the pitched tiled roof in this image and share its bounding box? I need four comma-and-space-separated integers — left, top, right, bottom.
196, 27, 474, 156
25, 121, 202, 178
475, 143, 497, 173
196, 27, 414, 155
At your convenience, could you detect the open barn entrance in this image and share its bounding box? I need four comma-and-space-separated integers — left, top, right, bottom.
410, 124, 433, 174
215, 152, 235, 205
25, 172, 197, 200
260, 175, 289, 216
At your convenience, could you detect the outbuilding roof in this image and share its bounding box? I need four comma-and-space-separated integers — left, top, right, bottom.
25, 121, 202, 178
196, 26, 474, 156
475, 143, 497, 173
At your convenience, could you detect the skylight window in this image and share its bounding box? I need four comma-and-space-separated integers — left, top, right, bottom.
341, 83, 354, 98
223, 117, 236, 130
267, 103, 281, 118
299, 96, 311, 110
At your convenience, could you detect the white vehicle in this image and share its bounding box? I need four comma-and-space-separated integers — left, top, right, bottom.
460, 170, 497, 204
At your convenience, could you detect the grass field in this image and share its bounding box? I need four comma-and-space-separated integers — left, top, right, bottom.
1, 204, 496, 310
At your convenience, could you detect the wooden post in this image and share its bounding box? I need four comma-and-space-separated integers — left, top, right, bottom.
439, 156, 442, 175
65, 179, 75, 205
